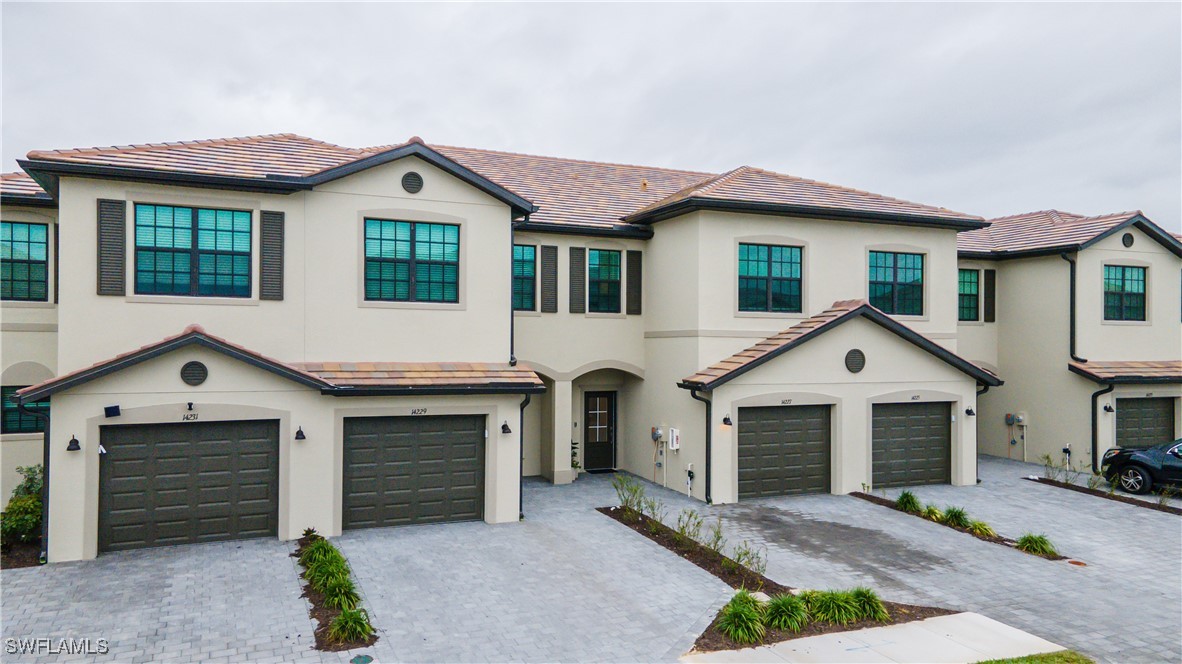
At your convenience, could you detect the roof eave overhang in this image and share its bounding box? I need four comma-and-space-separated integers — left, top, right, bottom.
513, 219, 653, 240
18, 159, 309, 196
624, 197, 988, 231
0, 193, 57, 209
1067, 364, 1182, 385
959, 215, 1182, 261
322, 384, 547, 397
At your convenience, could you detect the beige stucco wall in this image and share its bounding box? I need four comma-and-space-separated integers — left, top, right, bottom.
43, 346, 524, 562
955, 259, 999, 371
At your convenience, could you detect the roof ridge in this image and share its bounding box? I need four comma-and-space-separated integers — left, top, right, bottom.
986, 209, 1083, 223
25, 132, 364, 160
427, 143, 718, 177
720, 166, 972, 217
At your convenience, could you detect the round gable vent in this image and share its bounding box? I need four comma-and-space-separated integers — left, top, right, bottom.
181, 361, 208, 386
1121, 232, 1134, 247
402, 171, 424, 194
845, 349, 866, 373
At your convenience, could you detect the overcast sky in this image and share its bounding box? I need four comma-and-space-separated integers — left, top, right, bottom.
3, 2, 1179, 231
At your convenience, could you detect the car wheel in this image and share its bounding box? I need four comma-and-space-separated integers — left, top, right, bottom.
1118, 465, 1153, 495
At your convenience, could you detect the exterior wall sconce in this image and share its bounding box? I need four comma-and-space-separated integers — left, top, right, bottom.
501, 421, 512, 434
187, 402, 195, 411
721, 414, 733, 426
294, 427, 306, 441
1103, 404, 1115, 413
66, 435, 81, 452
965, 408, 976, 416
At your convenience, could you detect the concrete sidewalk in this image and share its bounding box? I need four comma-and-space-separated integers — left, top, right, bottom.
681, 612, 1064, 663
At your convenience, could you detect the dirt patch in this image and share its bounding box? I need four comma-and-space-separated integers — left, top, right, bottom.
598, 505, 955, 653
851, 492, 1068, 561
1, 541, 41, 569
1025, 477, 1182, 516
291, 535, 378, 652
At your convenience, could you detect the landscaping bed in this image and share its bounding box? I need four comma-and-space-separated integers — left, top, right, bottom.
852, 491, 1068, 561
1, 540, 41, 569
1024, 477, 1182, 516
292, 531, 378, 652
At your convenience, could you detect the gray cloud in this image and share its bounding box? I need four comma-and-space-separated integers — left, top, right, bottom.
3, 2, 1178, 230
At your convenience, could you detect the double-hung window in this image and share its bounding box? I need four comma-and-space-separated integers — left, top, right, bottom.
958, 269, 980, 321
135, 204, 252, 297
1, 221, 49, 302
738, 243, 803, 313
587, 249, 621, 313
1, 386, 47, 434
868, 251, 924, 315
1103, 265, 1146, 321
512, 245, 536, 311
364, 219, 459, 303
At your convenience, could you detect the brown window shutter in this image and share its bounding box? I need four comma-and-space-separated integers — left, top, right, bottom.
540, 245, 558, 313
626, 250, 642, 315
96, 199, 126, 296
983, 269, 996, 323
259, 211, 285, 301
569, 247, 586, 314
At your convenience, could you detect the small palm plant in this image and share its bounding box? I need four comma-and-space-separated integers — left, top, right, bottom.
327, 608, 374, 644
894, 491, 922, 514
803, 590, 861, 625
764, 594, 809, 632
716, 590, 766, 644
921, 504, 944, 523
1016, 533, 1058, 557
967, 520, 997, 538
850, 587, 890, 622
323, 577, 361, 611
942, 506, 971, 529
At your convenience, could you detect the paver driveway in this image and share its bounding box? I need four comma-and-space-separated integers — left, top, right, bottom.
690, 455, 1181, 664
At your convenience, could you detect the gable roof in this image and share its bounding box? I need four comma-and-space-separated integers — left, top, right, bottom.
1, 172, 55, 208
679, 299, 1002, 391
17, 325, 544, 403
958, 209, 1182, 259
622, 165, 986, 229
1068, 360, 1182, 385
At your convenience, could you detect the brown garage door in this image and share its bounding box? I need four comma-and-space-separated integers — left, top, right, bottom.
737, 405, 831, 499
99, 420, 279, 552
343, 415, 484, 529
872, 402, 951, 488
1117, 398, 1176, 449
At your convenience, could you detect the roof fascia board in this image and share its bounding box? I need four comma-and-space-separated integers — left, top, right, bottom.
322, 384, 547, 397
513, 220, 654, 240
1080, 216, 1182, 258
1067, 363, 1182, 385
0, 193, 57, 209
18, 159, 307, 195
625, 197, 988, 230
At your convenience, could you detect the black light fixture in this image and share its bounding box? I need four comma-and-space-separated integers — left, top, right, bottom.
294, 426, 306, 441
66, 435, 81, 452
104, 405, 121, 418
501, 421, 512, 434
965, 407, 976, 416
187, 402, 195, 411
722, 414, 733, 426
1103, 403, 1115, 413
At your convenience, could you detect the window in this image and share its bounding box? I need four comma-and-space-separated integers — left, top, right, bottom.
1, 386, 47, 434
1103, 265, 1146, 321
738, 243, 803, 313
869, 251, 924, 315
512, 245, 536, 311
135, 204, 251, 297
958, 269, 980, 321
587, 249, 621, 313
364, 219, 459, 303
1, 222, 49, 302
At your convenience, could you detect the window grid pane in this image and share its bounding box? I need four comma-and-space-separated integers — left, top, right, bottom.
1, 386, 48, 434
364, 219, 459, 303
738, 243, 802, 312
958, 269, 979, 321
869, 251, 924, 315
513, 245, 536, 311
1, 222, 50, 302
1103, 265, 1146, 321
134, 204, 250, 297
588, 249, 621, 313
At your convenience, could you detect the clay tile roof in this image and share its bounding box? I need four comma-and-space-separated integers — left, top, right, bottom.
958, 209, 1142, 256
623, 165, 983, 225
681, 299, 1000, 390
1068, 360, 1182, 384
296, 361, 545, 390
1, 172, 47, 196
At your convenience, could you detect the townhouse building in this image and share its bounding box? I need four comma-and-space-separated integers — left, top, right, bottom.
0, 133, 1177, 562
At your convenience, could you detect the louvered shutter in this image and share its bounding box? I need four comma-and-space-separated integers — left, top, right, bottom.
626, 250, 642, 315
259, 211, 285, 300
983, 269, 996, 323
540, 245, 558, 313
569, 247, 586, 314
96, 199, 126, 296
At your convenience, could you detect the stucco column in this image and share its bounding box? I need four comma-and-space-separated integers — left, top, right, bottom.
547, 379, 576, 484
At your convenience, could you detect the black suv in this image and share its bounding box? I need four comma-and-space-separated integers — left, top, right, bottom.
1101, 439, 1182, 494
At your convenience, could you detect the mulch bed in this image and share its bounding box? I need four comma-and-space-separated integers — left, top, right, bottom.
1024, 477, 1182, 516
851, 492, 1068, 561
598, 505, 954, 653
1, 541, 42, 569
291, 535, 378, 652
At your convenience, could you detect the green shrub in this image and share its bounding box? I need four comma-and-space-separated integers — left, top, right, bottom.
612, 474, 645, 515
716, 591, 766, 644
894, 490, 921, 514
764, 594, 809, 632
850, 587, 890, 622
0, 494, 42, 543
1016, 533, 1058, 557
11, 465, 43, 500
921, 504, 944, 523
298, 538, 344, 568
327, 608, 374, 643
732, 540, 767, 576
675, 509, 703, 545
705, 515, 727, 555
968, 520, 997, 538
803, 590, 861, 625
943, 506, 971, 529
323, 577, 361, 610
305, 559, 350, 593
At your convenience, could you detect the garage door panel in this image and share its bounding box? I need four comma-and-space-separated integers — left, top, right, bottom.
99, 420, 279, 552
872, 403, 951, 488
1116, 398, 1175, 449
738, 405, 831, 499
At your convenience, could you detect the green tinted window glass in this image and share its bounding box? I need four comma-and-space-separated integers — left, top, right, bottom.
1, 386, 48, 434
738, 243, 802, 312
364, 219, 458, 303
958, 269, 979, 321
1103, 265, 1146, 321
868, 251, 924, 315
588, 249, 621, 313
513, 245, 536, 310
134, 204, 250, 297
1, 221, 50, 301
